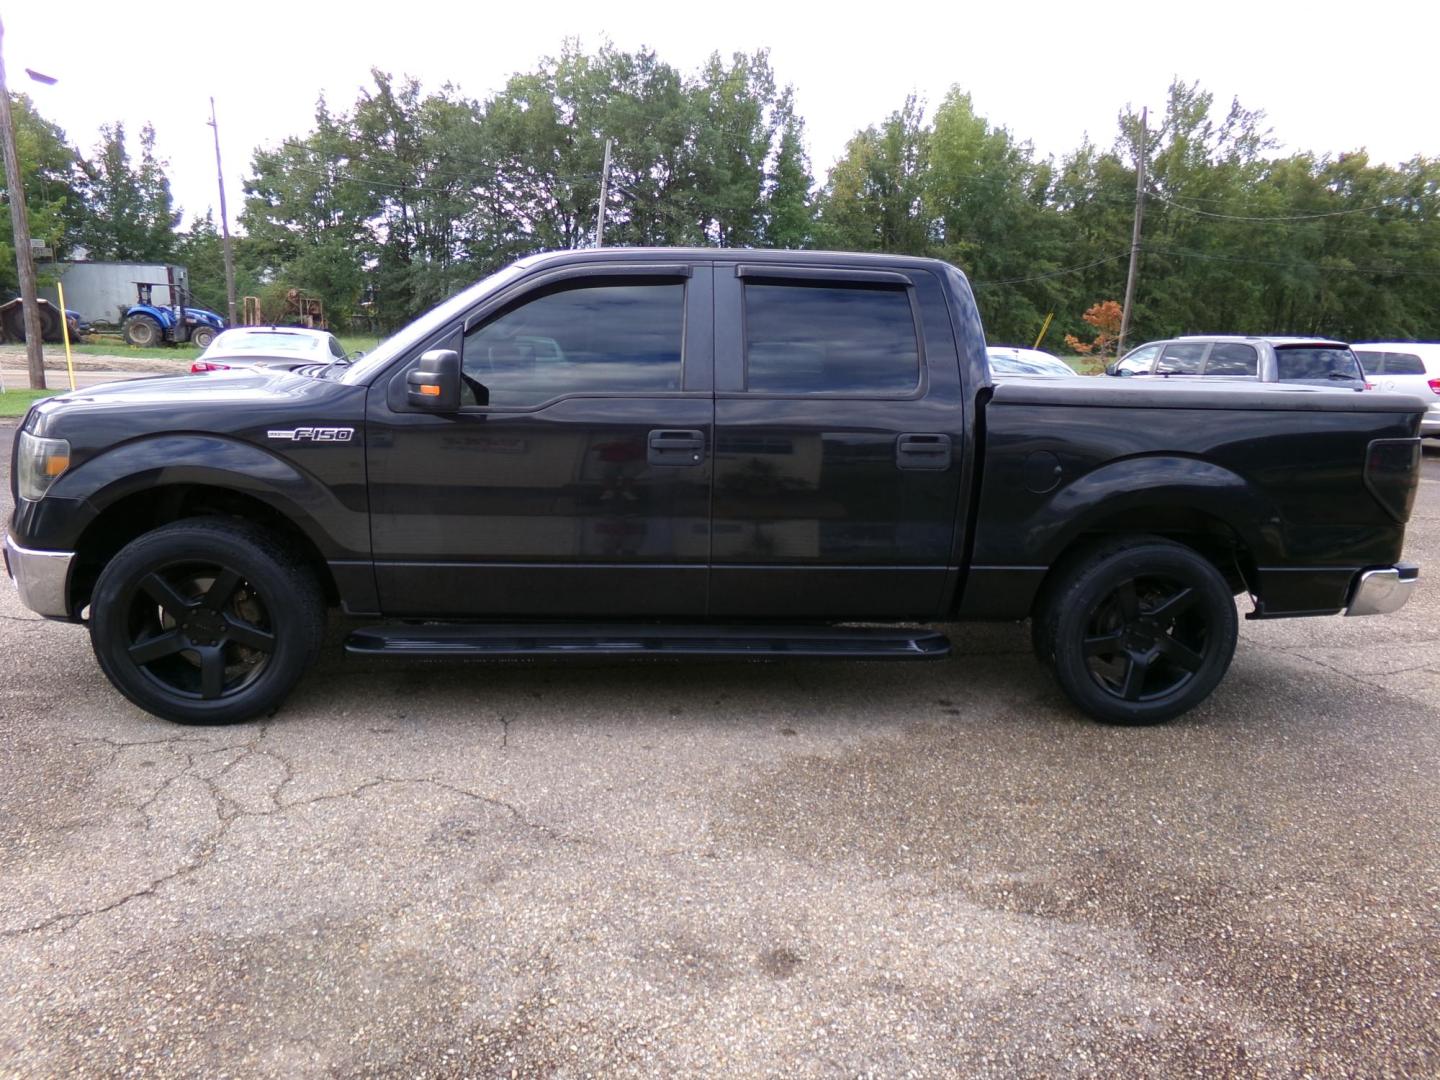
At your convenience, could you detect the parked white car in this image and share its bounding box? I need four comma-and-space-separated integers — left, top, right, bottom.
191, 327, 349, 374
1352, 343, 1440, 438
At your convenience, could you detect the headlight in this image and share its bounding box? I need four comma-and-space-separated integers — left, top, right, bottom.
16, 431, 71, 501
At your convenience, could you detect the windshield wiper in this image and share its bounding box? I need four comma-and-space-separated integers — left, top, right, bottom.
316, 356, 352, 380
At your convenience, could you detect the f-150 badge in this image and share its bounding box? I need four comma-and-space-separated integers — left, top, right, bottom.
266, 427, 355, 442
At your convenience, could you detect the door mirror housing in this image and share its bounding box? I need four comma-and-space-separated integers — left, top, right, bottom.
407, 349, 461, 410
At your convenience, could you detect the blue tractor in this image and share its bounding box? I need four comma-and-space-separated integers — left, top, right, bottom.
121, 282, 226, 349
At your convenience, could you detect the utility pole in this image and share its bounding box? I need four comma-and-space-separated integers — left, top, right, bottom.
0, 16, 46, 389
595, 138, 612, 248
1117, 105, 1147, 361
208, 97, 237, 326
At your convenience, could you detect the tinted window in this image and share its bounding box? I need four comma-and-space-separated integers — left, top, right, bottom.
745, 282, 919, 394
1355, 350, 1382, 376
1156, 342, 1207, 374
1204, 343, 1258, 376
463, 281, 684, 407
1275, 346, 1362, 383
1383, 351, 1426, 375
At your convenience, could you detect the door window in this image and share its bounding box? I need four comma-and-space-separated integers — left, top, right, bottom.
1203, 343, 1258, 376
1381, 352, 1426, 375
1115, 344, 1160, 374
1156, 342, 1207, 375
743, 282, 919, 394
462, 281, 685, 407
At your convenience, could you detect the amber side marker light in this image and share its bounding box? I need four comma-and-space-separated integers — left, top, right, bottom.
45, 454, 71, 476
418, 383, 441, 396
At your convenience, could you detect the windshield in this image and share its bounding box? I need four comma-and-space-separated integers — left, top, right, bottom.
1275, 346, 1363, 382
340, 262, 532, 384
212, 332, 321, 354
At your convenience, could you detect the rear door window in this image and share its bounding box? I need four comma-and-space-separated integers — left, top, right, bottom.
1355, 351, 1382, 376
743, 282, 920, 394
1275, 346, 1363, 383
1203, 343, 1258, 376
1156, 342, 1207, 375
1381, 352, 1426, 375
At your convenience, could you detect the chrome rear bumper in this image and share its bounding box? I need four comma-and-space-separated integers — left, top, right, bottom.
1345, 563, 1419, 616
3, 534, 75, 619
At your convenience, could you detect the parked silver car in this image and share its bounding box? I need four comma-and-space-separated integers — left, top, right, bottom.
1108, 336, 1367, 391
190, 327, 349, 373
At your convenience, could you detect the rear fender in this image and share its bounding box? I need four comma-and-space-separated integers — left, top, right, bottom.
1025, 453, 1278, 566
124, 304, 174, 329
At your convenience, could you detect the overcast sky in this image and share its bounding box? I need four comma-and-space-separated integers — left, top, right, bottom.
5, 0, 1438, 227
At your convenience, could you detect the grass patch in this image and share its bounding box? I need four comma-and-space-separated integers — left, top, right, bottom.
68, 333, 383, 362
0, 389, 59, 417
70, 341, 199, 361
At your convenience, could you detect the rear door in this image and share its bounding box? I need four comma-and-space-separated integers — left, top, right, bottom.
708, 262, 964, 619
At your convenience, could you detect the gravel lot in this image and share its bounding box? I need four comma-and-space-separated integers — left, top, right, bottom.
2, 421, 1437, 1078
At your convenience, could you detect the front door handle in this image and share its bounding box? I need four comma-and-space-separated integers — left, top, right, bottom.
648, 429, 705, 466
896, 433, 952, 471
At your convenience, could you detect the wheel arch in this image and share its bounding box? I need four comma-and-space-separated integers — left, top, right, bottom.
47, 435, 369, 615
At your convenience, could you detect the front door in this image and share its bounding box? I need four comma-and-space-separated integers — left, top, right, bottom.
366, 265, 714, 618
708, 262, 964, 619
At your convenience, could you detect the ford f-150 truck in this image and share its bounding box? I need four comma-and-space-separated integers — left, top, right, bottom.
4, 249, 1425, 726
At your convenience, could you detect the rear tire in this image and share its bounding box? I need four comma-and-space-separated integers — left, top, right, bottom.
89, 519, 326, 725
1043, 537, 1238, 725
122, 315, 162, 348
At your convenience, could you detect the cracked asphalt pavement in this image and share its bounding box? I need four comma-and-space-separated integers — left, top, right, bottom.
2, 423, 1437, 1077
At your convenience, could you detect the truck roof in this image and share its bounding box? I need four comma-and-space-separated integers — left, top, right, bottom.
512, 247, 956, 271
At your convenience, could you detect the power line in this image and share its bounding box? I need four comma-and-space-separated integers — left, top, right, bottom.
973, 252, 1129, 287
1147, 246, 1440, 277
1153, 193, 1392, 222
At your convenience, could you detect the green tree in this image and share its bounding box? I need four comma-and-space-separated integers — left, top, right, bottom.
78, 122, 178, 261
0, 93, 85, 294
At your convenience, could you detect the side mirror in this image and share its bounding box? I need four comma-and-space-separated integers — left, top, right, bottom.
1104, 361, 1118, 376
407, 349, 461, 410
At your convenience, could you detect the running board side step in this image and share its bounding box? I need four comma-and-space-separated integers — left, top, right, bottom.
345, 623, 951, 661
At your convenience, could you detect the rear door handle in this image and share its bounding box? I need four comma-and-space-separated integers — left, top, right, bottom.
896, 433, 952, 471
648, 429, 705, 466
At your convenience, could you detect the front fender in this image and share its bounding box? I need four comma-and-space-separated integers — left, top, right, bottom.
17, 434, 370, 562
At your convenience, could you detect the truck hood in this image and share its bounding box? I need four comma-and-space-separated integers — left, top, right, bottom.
23, 368, 365, 445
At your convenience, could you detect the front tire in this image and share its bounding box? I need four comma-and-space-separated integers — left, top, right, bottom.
122, 315, 162, 348
1042, 538, 1238, 725
189, 325, 217, 349
89, 519, 326, 724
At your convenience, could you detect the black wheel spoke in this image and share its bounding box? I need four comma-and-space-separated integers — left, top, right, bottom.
141, 573, 194, 619
1115, 580, 1141, 621
202, 569, 244, 612
224, 617, 275, 653
1157, 634, 1205, 673
128, 629, 188, 665
198, 646, 227, 700
1149, 586, 1196, 621
1083, 631, 1124, 657
1119, 652, 1151, 700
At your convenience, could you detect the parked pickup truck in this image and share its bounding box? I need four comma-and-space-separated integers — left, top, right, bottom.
5, 249, 1426, 726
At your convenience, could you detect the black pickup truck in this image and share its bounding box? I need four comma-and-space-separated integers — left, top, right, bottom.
5, 249, 1425, 726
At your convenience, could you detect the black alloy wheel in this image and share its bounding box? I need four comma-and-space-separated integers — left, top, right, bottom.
1041, 537, 1238, 725
1079, 575, 1208, 703
123, 563, 275, 702
90, 519, 325, 724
